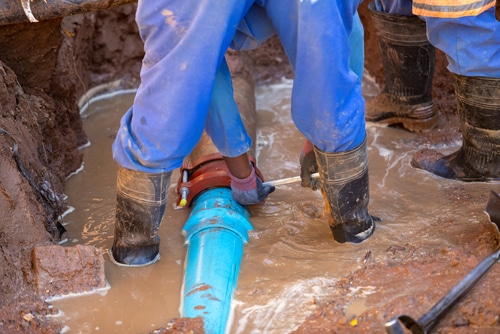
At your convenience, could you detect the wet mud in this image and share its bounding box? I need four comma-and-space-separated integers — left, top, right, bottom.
55, 81, 500, 334
0, 2, 499, 334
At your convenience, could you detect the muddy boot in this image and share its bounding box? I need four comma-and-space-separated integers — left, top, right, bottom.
314, 139, 376, 243
111, 166, 171, 266
411, 75, 500, 182
366, 2, 437, 132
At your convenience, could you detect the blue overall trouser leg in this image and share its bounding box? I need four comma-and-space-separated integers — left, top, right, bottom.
261, 0, 366, 152
259, 0, 375, 242
112, 0, 255, 173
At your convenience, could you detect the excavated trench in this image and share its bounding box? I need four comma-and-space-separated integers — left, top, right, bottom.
0, 2, 499, 333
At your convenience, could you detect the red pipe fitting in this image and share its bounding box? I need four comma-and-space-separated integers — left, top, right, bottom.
175, 154, 265, 208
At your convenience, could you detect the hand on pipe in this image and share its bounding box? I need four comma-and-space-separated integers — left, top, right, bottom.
229, 165, 275, 205
224, 154, 275, 205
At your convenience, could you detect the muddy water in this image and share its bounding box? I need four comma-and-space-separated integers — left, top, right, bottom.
53, 78, 492, 333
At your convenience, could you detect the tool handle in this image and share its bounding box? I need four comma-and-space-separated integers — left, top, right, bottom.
262, 173, 320, 187
418, 248, 500, 330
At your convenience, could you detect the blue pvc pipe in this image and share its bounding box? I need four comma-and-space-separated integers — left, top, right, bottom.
181, 187, 253, 334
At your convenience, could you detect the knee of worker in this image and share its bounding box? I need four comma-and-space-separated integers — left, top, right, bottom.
205, 109, 253, 158
423, 10, 500, 77
111, 126, 182, 174
111, 107, 199, 173
208, 131, 252, 158
112, 142, 183, 174
301, 127, 367, 154
112, 136, 185, 174
292, 102, 367, 153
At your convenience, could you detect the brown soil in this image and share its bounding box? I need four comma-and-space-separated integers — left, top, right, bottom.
0, 3, 498, 334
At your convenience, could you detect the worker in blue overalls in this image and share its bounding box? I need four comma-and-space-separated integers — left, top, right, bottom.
411, 0, 500, 181
110, 0, 377, 266
369, 0, 499, 181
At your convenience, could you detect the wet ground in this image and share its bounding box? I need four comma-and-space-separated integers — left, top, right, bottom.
52, 77, 500, 333
1, 4, 498, 332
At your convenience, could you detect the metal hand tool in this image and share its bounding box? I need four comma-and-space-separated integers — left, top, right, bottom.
263, 173, 319, 187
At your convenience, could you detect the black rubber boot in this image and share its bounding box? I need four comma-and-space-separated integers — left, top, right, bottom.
412, 75, 500, 182
111, 166, 171, 266
314, 139, 376, 243
366, 2, 437, 132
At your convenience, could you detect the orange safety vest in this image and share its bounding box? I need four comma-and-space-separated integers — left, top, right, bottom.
412, 0, 496, 17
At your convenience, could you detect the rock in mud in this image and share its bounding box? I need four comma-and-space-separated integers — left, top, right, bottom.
31, 244, 107, 300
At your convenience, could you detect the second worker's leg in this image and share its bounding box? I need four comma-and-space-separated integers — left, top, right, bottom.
366, 2, 437, 132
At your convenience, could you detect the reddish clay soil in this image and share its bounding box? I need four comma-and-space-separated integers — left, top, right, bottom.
0, 3, 498, 334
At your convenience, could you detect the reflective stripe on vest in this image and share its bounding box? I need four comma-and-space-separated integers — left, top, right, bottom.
413, 0, 495, 17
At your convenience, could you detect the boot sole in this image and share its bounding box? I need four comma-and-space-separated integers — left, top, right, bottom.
366, 102, 438, 132
109, 247, 160, 267
368, 114, 438, 132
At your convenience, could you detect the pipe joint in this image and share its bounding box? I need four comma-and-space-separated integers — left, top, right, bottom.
182, 188, 253, 242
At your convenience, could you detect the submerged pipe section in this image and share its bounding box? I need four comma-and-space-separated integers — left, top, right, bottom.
181, 188, 253, 334
0, 0, 136, 26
